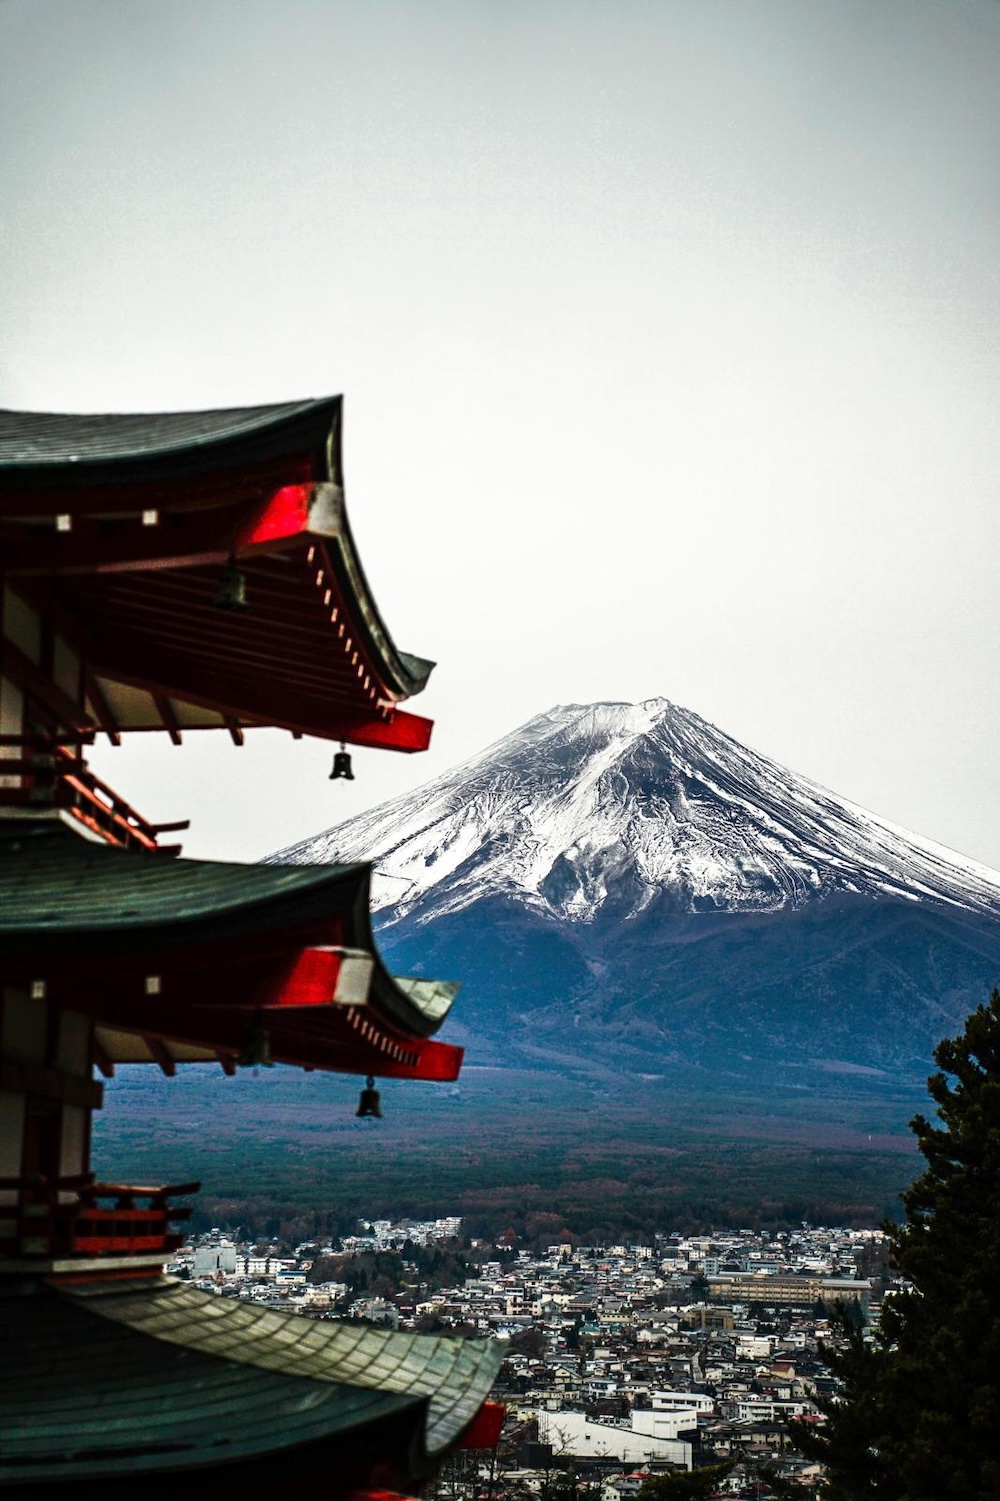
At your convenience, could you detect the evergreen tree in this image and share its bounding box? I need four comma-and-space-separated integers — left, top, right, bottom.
795, 990, 1000, 1499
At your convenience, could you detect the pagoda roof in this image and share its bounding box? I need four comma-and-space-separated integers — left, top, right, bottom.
0, 823, 461, 1079
0, 399, 337, 483
0, 398, 433, 752
0, 1274, 501, 1486
0, 821, 373, 946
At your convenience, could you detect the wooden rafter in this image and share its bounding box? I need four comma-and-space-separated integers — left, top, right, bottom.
84, 670, 122, 747
143, 1036, 177, 1077
84, 664, 430, 750
152, 694, 183, 746
92, 1033, 115, 1079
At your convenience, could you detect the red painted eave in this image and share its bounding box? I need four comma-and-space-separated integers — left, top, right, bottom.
458, 1401, 506, 1449
11, 943, 463, 1082
2, 483, 325, 576
4, 475, 434, 752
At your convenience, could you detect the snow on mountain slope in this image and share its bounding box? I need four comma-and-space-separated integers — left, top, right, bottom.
270, 699, 1000, 926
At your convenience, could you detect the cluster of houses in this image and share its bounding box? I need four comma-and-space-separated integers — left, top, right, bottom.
171, 1222, 890, 1496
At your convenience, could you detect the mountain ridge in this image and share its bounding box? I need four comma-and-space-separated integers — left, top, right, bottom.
272, 697, 1000, 926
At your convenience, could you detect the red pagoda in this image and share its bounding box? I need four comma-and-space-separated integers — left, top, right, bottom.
0, 399, 502, 1496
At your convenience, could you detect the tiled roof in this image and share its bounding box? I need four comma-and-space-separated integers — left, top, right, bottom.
0, 1274, 498, 1484
70, 1275, 502, 1457
0, 821, 360, 944
0, 398, 337, 476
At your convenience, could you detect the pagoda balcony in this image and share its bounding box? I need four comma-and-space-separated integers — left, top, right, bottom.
0, 1173, 199, 1261
0, 735, 188, 853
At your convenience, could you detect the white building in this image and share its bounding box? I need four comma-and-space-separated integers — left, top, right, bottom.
729, 1398, 809, 1424
537, 1410, 694, 1469
193, 1242, 237, 1276
647, 1392, 715, 1416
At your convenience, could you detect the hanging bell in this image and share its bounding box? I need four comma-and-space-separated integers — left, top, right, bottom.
236, 1024, 273, 1068
215, 555, 248, 611
329, 743, 354, 781
356, 1075, 382, 1118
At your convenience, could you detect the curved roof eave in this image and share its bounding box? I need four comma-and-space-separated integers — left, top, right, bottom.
0, 398, 341, 486
307, 481, 434, 700
0, 826, 455, 1040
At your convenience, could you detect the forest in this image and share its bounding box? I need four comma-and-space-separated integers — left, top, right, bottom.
92, 1062, 922, 1244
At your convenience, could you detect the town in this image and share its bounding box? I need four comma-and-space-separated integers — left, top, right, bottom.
172, 1218, 892, 1497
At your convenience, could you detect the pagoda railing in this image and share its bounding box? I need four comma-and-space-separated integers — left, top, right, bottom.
0, 1173, 200, 1260
0, 734, 188, 852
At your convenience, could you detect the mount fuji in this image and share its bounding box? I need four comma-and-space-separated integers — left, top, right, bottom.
271, 700, 1000, 1089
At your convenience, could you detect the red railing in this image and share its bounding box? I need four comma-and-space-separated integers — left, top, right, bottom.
0, 1173, 199, 1259
0, 734, 188, 852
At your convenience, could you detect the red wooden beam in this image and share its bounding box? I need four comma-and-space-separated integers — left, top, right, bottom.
86, 661, 432, 749
236, 483, 314, 549
343, 709, 432, 752
93, 1004, 464, 1082
458, 1402, 506, 1449
11, 952, 460, 1081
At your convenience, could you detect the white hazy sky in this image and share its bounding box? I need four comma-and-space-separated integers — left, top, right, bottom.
3, 0, 999, 867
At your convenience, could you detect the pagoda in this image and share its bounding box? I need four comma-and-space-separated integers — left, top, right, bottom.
0, 399, 502, 1496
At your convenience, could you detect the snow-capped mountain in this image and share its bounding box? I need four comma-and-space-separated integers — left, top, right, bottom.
273, 698, 1000, 926
271, 700, 1000, 1085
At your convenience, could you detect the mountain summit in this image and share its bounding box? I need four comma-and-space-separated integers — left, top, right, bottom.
274, 698, 1000, 926
272, 701, 1000, 1085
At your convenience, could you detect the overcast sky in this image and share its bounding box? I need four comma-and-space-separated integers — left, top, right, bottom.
3, 0, 999, 867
